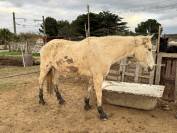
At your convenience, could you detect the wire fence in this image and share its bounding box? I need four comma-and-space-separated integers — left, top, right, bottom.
0, 70, 39, 80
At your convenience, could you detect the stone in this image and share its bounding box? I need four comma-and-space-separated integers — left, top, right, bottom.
102, 81, 165, 110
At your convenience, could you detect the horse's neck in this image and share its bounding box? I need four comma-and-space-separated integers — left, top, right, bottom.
103, 42, 135, 64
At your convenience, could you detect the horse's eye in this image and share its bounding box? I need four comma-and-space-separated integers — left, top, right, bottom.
148, 48, 151, 51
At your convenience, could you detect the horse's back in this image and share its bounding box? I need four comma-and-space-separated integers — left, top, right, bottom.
40, 39, 77, 55
40, 39, 86, 69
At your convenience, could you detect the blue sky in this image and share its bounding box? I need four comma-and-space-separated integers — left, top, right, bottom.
0, 0, 177, 34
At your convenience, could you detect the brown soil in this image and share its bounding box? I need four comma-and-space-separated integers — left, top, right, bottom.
0, 68, 177, 133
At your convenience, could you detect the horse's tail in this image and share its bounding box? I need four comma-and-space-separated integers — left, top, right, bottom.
46, 69, 54, 95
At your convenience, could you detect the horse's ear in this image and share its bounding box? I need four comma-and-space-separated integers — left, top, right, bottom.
150, 33, 155, 39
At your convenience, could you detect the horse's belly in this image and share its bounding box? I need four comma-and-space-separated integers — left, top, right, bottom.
55, 64, 91, 77
54, 54, 91, 76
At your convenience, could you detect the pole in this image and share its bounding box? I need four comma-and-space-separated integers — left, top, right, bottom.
87, 4, 90, 37
42, 16, 46, 44
21, 45, 26, 67
154, 25, 162, 84
157, 25, 161, 54
12, 12, 16, 34
84, 23, 88, 37
42, 16, 46, 35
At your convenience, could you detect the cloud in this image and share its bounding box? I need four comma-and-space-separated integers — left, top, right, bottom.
122, 12, 158, 30
0, 0, 177, 33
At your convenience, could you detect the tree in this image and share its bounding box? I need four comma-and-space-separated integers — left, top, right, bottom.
96, 11, 128, 36
39, 17, 58, 37
18, 32, 40, 42
135, 19, 162, 37
0, 28, 14, 50
71, 11, 128, 37
39, 11, 129, 39
57, 20, 71, 38
71, 12, 99, 37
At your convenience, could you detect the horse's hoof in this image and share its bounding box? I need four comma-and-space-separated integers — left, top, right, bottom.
97, 106, 108, 120
39, 100, 45, 105
84, 104, 92, 111
100, 112, 108, 121
59, 99, 65, 105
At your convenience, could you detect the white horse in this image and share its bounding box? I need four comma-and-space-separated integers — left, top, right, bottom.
38, 35, 154, 120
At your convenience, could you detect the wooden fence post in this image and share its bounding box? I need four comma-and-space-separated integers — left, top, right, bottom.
21, 45, 26, 67
120, 58, 127, 82
156, 25, 161, 54
155, 54, 162, 85
149, 51, 157, 84
134, 64, 140, 83
175, 65, 177, 101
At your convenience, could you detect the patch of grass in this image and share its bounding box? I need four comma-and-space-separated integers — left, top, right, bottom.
0, 51, 40, 57
32, 52, 40, 57
0, 51, 21, 57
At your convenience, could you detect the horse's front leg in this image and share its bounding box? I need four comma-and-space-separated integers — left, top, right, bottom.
38, 69, 49, 105
93, 74, 108, 120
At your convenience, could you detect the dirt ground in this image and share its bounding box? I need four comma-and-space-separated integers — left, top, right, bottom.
0, 66, 177, 133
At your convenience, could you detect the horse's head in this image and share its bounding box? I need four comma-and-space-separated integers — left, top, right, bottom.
134, 35, 155, 72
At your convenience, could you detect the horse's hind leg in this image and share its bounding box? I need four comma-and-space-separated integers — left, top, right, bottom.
54, 85, 65, 104
84, 80, 93, 110
53, 70, 65, 105
38, 68, 50, 105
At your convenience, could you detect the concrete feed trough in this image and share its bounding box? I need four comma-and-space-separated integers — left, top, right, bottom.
102, 81, 165, 110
